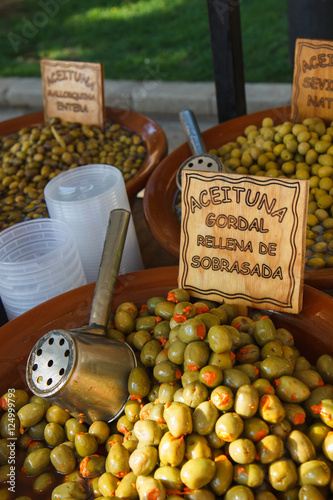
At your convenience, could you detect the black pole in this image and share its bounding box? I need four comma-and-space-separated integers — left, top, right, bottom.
288, 0, 333, 66
206, 0, 246, 122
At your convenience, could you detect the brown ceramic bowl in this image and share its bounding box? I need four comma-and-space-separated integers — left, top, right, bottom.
1, 265, 333, 388
143, 106, 333, 289
0, 265, 333, 495
0, 106, 167, 200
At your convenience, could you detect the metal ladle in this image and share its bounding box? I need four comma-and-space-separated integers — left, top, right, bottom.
26, 209, 137, 424
176, 109, 229, 190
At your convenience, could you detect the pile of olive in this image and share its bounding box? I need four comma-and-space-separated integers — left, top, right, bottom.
174, 116, 333, 270
0, 117, 147, 231
2, 288, 333, 500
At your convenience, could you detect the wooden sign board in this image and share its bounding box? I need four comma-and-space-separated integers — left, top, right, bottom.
41, 59, 105, 128
291, 38, 333, 123
179, 172, 309, 314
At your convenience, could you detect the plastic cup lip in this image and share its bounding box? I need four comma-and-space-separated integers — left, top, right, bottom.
1, 271, 86, 304
0, 258, 86, 293
0, 219, 78, 272
44, 164, 124, 207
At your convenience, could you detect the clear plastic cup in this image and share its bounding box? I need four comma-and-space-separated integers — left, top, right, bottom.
44, 164, 144, 283
0, 219, 87, 320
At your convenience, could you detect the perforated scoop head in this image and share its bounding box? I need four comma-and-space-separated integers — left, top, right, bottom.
27, 330, 75, 397
176, 153, 224, 190
26, 328, 136, 423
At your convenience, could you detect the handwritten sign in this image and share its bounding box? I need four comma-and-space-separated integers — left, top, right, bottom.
179, 172, 309, 313
291, 38, 333, 123
41, 59, 105, 128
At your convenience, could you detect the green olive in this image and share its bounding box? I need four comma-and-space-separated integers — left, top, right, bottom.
132, 330, 152, 351
184, 341, 210, 370
105, 441, 130, 478
74, 432, 98, 457
307, 421, 330, 450
210, 385, 234, 412
259, 356, 293, 381
218, 303, 238, 323
286, 429, 316, 464
155, 301, 176, 321
79, 454, 106, 478
129, 444, 158, 476
146, 296, 166, 315
164, 402, 193, 437
298, 459, 331, 487
89, 420, 111, 444
224, 485, 255, 500
98, 472, 119, 497
136, 476, 166, 500
233, 463, 265, 488
0, 389, 29, 411
178, 318, 206, 343
154, 465, 183, 491
128, 366, 151, 398
256, 434, 284, 464
215, 412, 244, 442
234, 384, 259, 418
45, 405, 70, 426
64, 417, 87, 442
167, 339, 186, 365
207, 325, 233, 353
32, 471, 56, 494
27, 419, 47, 441
180, 457, 216, 490
159, 431, 185, 467
252, 316, 277, 346
199, 364, 223, 388
51, 480, 87, 500
22, 448, 51, 477
293, 369, 325, 389
193, 401, 219, 436
259, 394, 286, 423
236, 344, 261, 364
228, 438, 256, 464
252, 378, 275, 397
17, 403, 45, 429
153, 360, 182, 383
115, 471, 138, 499
133, 419, 163, 445
158, 382, 181, 404
182, 381, 209, 408
299, 485, 326, 500
44, 422, 66, 447
268, 459, 298, 491
114, 310, 135, 334
222, 368, 251, 391
185, 433, 212, 460
50, 443, 77, 474
316, 354, 333, 383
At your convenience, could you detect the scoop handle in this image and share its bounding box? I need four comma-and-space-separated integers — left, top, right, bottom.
88, 208, 130, 331
179, 109, 207, 155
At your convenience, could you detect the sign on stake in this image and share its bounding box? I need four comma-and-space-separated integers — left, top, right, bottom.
41, 59, 105, 128
291, 38, 333, 123
179, 171, 309, 314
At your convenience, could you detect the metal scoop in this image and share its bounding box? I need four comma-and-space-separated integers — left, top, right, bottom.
26, 209, 137, 424
176, 109, 227, 190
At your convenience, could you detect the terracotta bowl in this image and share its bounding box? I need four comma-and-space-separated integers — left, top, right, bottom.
1, 265, 333, 387
1, 265, 333, 495
143, 106, 333, 290
0, 106, 167, 200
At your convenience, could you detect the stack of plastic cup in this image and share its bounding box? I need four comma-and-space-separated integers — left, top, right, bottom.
0, 219, 87, 321
44, 164, 144, 283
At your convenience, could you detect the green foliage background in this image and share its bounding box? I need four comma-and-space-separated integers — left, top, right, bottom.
0, 0, 292, 82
